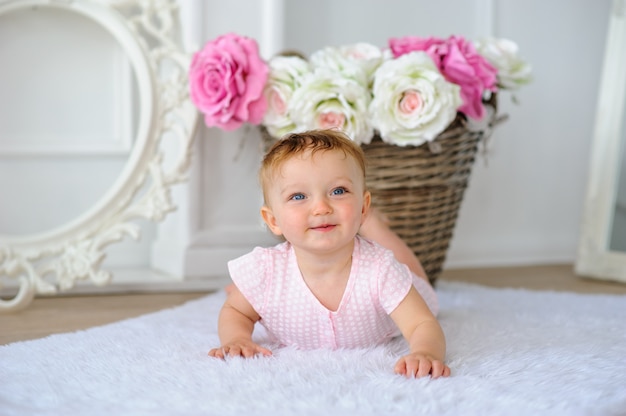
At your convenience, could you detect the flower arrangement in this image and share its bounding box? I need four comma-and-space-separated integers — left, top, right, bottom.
188, 33, 531, 147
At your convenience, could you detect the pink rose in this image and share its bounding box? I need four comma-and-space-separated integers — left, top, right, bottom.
389, 35, 498, 120
389, 36, 442, 57
317, 112, 346, 130
399, 90, 423, 114
189, 33, 269, 130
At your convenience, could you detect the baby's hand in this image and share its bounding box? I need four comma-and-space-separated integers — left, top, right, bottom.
208, 339, 272, 359
394, 353, 450, 379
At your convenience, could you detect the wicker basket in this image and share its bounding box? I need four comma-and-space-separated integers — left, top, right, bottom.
261, 103, 500, 285
363, 113, 498, 284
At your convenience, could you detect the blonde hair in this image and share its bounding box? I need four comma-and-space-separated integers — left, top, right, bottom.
259, 129, 367, 204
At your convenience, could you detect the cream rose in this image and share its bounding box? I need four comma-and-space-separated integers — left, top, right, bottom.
474, 37, 532, 90
309, 43, 386, 87
262, 55, 311, 138
369, 51, 462, 146
289, 68, 374, 144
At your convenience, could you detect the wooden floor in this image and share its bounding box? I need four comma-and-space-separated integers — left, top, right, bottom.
2, 264, 625, 345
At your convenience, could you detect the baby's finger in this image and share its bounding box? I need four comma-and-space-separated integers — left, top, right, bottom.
207, 348, 225, 359
416, 359, 432, 378
394, 359, 408, 376
430, 360, 445, 378
404, 358, 420, 378
227, 345, 242, 357
257, 346, 273, 356
240, 345, 255, 358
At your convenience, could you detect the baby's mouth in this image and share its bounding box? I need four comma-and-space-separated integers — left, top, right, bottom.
311, 224, 336, 231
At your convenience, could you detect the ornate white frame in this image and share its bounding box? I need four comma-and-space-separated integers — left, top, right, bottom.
576, 0, 626, 283
0, 0, 197, 312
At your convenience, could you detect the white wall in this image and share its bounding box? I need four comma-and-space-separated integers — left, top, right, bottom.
0, 0, 616, 291
447, 1, 612, 266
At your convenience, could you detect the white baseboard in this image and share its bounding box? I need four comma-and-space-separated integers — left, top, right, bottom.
0, 268, 230, 299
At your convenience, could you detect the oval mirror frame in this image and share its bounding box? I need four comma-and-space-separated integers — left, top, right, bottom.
0, 0, 197, 312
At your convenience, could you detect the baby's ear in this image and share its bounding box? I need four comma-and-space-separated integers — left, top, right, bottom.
261, 205, 282, 236
361, 191, 372, 224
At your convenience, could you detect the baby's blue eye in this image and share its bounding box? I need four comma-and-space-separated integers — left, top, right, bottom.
332, 188, 346, 195
290, 193, 305, 201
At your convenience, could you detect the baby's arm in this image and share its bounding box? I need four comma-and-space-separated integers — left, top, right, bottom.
390, 287, 450, 378
208, 286, 272, 359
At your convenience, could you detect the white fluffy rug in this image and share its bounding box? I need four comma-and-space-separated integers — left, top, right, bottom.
1, 281, 625, 416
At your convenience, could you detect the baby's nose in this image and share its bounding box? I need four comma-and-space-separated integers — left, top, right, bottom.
311, 197, 332, 215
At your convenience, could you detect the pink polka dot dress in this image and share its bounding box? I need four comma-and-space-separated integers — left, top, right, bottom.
228, 235, 439, 350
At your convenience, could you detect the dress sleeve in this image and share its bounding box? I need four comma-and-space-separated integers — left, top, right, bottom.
227, 247, 269, 316
377, 249, 415, 315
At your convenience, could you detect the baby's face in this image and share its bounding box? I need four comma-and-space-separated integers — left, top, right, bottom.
261, 149, 370, 256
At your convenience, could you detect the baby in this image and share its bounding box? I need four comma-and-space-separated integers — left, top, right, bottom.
209, 129, 450, 379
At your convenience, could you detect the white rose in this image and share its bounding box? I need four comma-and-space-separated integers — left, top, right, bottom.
474, 37, 532, 90
309, 45, 373, 87
311, 43, 391, 88
289, 68, 374, 144
262, 55, 311, 138
369, 51, 462, 146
